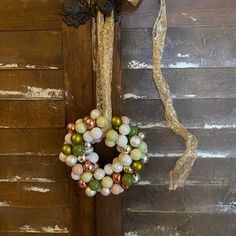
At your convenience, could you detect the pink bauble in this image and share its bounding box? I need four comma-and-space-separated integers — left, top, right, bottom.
72, 164, 83, 176
121, 116, 130, 125
110, 184, 124, 195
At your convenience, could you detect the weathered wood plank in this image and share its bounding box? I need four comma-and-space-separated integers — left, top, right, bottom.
0, 233, 70, 236
123, 185, 236, 213
0, 0, 62, 31
121, 0, 236, 28
123, 99, 236, 129
124, 212, 236, 236
0, 101, 65, 128
0, 70, 64, 100
141, 128, 236, 157
0, 129, 64, 155
122, 68, 236, 99
0, 31, 62, 70
139, 157, 236, 187
0, 208, 70, 233
121, 28, 236, 69
0, 156, 67, 183
0, 182, 69, 208
63, 22, 96, 236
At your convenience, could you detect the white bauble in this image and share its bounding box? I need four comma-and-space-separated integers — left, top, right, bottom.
121, 116, 130, 125
104, 164, 113, 175
75, 119, 83, 124
112, 157, 120, 164
59, 152, 67, 162
83, 131, 93, 143
87, 152, 99, 164
65, 155, 77, 167
112, 162, 123, 173
117, 135, 128, 147
64, 133, 72, 144
94, 168, 105, 180
85, 187, 96, 197
100, 187, 110, 196
119, 154, 132, 166
90, 127, 103, 140
130, 135, 141, 147
71, 172, 80, 180
90, 109, 101, 119
119, 124, 130, 136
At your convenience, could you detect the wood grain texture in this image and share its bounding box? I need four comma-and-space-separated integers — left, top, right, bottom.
121, 27, 236, 68
122, 99, 236, 128
143, 128, 236, 156
0, 208, 70, 233
0, 156, 67, 183
124, 212, 236, 236
0, 233, 70, 236
138, 157, 236, 187
0, 129, 64, 155
0, 101, 65, 128
0, 70, 64, 100
122, 68, 236, 99
0, 182, 69, 207
0, 31, 62, 70
0, 0, 62, 31
121, 0, 236, 28
63, 22, 96, 236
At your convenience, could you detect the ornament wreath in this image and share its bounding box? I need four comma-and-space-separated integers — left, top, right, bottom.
59, 109, 149, 197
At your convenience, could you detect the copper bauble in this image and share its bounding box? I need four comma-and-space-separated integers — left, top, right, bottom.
67, 123, 75, 133
112, 173, 122, 183
83, 116, 90, 122
78, 179, 87, 189
86, 119, 96, 129
83, 161, 94, 172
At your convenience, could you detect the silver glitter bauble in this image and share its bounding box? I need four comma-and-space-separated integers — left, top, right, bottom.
84, 146, 94, 155
142, 154, 150, 164
133, 173, 141, 183
77, 155, 86, 163
85, 142, 92, 149
124, 166, 134, 174
138, 132, 146, 140
121, 145, 132, 155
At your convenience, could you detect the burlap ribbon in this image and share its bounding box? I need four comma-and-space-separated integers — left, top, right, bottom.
93, 0, 198, 190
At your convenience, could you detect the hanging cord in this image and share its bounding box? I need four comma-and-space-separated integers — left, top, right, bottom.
152, 0, 198, 190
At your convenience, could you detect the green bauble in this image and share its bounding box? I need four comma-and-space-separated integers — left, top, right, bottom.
62, 144, 72, 155
129, 126, 139, 137
131, 161, 144, 172
89, 179, 101, 191
71, 133, 83, 144
122, 174, 134, 187
138, 141, 148, 153
72, 144, 85, 156
112, 116, 122, 127
106, 129, 119, 142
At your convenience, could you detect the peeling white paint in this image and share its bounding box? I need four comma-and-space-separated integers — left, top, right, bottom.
177, 53, 189, 58
48, 66, 59, 70
122, 93, 146, 99
42, 225, 69, 233
167, 62, 200, 68
0, 63, 18, 69
125, 232, 139, 236
137, 180, 151, 185
190, 16, 197, 22
132, 121, 168, 129
25, 64, 36, 69
24, 186, 50, 193
0, 86, 63, 99
0, 176, 54, 183
204, 124, 236, 129
172, 94, 197, 98
216, 202, 236, 212
181, 12, 187, 16
19, 225, 38, 233
0, 201, 11, 207
127, 60, 152, 69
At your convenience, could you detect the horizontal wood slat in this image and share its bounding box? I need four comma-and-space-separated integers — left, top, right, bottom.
0, 156, 67, 183
0, 182, 69, 208
0, 0, 62, 31
0, 70, 64, 100
142, 128, 236, 157
139, 157, 236, 187
122, 0, 236, 28
124, 212, 236, 236
0, 208, 70, 233
122, 68, 236, 99
0, 31, 62, 70
0, 129, 64, 155
0, 101, 65, 128
123, 99, 236, 129
121, 28, 236, 69
0, 233, 70, 236
124, 185, 235, 213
